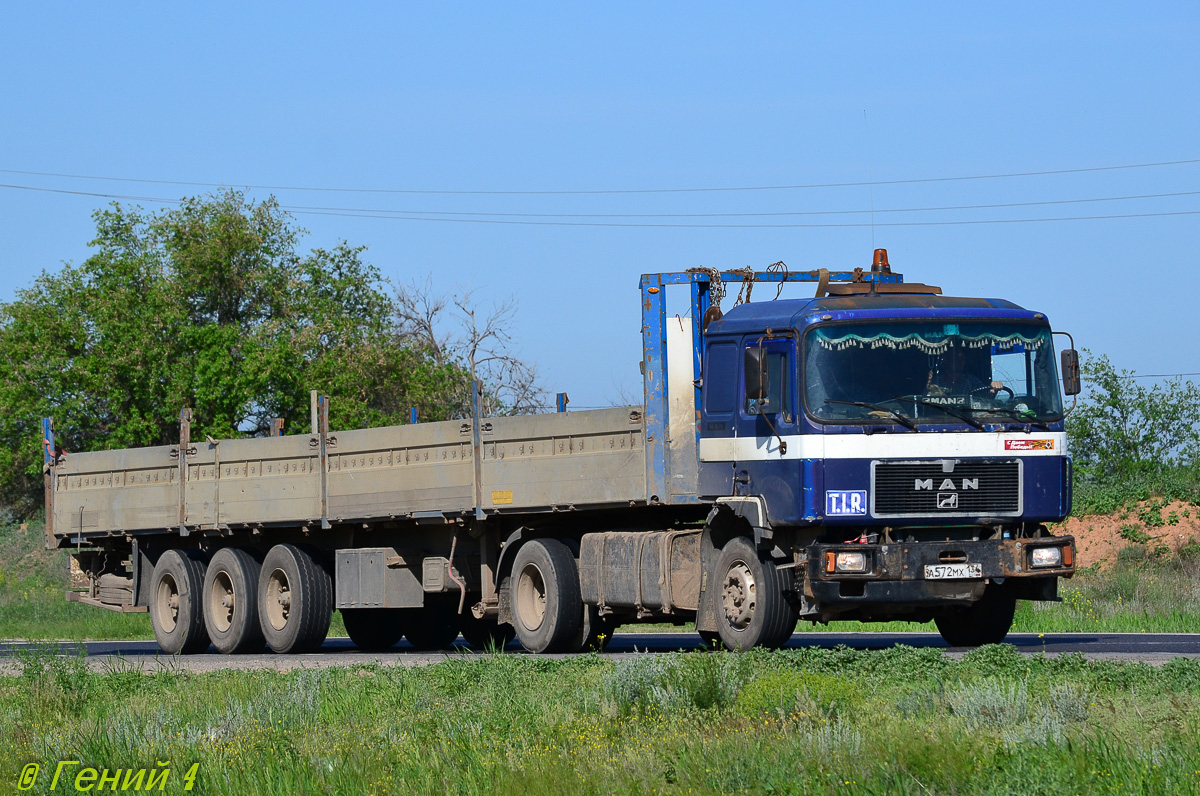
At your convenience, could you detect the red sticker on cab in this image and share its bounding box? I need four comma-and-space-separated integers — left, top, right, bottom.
1004, 439, 1055, 451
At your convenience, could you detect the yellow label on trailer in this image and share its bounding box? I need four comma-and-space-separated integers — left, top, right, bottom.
492, 490, 514, 505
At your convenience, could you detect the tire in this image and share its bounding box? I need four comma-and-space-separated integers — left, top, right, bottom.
713, 537, 794, 652
342, 609, 406, 652
767, 601, 800, 648
934, 590, 1017, 647
403, 597, 461, 650
202, 548, 264, 654
567, 604, 614, 653
509, 538, 582, 653
459, 611, 517, 651
258, 544, 333, 654
150, 550, 211, 655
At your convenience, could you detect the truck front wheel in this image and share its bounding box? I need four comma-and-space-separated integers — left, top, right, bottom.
934, 589, 1017, 647
258, 544, 333, 653
714, 537, 794, 651
150, 550, 211, 655
509, 538, 582, 653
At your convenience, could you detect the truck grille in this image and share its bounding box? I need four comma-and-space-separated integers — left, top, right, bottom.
871, 460, 1021, 517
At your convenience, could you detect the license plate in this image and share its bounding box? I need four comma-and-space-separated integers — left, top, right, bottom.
924, 563, 982, 580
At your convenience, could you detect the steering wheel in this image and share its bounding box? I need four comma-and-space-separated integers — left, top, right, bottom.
967, 384, 1014, 402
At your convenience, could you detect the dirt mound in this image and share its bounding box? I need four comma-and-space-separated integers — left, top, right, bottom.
1053, 500, 1200, 569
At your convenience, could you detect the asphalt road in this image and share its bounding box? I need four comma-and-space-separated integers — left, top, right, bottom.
2, 632, 1197, 673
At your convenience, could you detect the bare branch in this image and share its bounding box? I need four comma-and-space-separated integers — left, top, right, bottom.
393, 277, 546, 416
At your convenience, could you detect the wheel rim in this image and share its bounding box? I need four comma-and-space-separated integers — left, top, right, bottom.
265, 568, 291, 631
515, 562, 547, 632
155, 574, 180, 633
721, 560, 757, 631
208, 570, 235, 633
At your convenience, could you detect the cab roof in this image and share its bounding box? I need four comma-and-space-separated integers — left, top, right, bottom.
705, 294, 1045, 336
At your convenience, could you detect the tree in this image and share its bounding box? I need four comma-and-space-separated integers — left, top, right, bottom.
393, 278, 544, 417
1066, 352, 1200, 476
0, 191, 474, 516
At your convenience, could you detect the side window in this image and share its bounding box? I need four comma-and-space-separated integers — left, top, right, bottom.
744, 343, 794, 423
704, 342, 736, 415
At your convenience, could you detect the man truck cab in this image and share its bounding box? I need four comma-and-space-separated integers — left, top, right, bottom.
693, 251, 1077, 647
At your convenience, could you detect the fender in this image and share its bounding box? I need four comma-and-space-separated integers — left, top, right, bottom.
694, 503, 749, 633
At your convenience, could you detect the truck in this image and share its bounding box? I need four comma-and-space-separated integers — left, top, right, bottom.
42, 249, 1081, 654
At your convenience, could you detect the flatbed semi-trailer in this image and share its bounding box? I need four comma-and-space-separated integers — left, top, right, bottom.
44, 250, 1081, 654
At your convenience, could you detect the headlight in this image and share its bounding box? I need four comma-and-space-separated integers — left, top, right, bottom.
835, 551, 867, 573
1030, 547, 1063, 568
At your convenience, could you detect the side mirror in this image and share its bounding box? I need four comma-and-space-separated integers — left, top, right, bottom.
1060, 349, 1081, 396
745, 347, 768, 401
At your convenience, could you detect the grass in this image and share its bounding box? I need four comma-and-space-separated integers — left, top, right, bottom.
0, 522, 149, 641
1072, 464, 1200, 518
1, 645, 1198, 794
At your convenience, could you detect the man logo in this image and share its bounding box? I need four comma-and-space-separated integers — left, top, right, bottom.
915, 478, 978, 491
937, 492, 959, 509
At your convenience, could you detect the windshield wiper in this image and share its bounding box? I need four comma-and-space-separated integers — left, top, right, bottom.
897, 397, 987, 431
824, 399, 917, 430
963, 407, 1050, 430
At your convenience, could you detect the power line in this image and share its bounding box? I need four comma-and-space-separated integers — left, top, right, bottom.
293, 207, 1200, 229
0, 157, 1197, 196
3, 181, 1198, 228
277, 190, 1200, 219
7, 181, 1200, 219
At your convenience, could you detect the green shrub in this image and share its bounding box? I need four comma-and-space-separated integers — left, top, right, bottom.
947, 679, 1029, 730
1120, 524, 1151, 544
735, 669, 860, 721
601, 652, 747, 716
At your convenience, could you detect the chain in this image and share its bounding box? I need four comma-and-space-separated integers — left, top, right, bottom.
766, 260, 789, 300
687, 261, 789, 311
686, 266, 726, 310
730, 266, 755, 305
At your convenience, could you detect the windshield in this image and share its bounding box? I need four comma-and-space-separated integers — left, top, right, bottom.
803, 320, 1063, 425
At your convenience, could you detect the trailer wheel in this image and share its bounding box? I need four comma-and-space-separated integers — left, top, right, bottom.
459, 612, 516, 651
509, 538, 582, 653
342, 609, 406, 651
403, 597, 461, 650
934, 590, 1017, 647
258, 544, 332, 654
150, 550, 211, 655
714, 537, 793, 651
203, 548, 264, 654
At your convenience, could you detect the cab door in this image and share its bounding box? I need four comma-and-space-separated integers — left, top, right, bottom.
737, 336, 801, 521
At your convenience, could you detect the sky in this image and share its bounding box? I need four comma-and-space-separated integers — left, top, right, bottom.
1, 4, 1197, 408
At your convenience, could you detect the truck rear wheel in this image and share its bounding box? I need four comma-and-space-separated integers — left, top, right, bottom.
509, 538, 582, 653
150, 550, 211, 655
403, 598, 461, 650
342, 608, 406, 651
934, 590, 1017, 647
258, 544, 332, 654
203, 548, 264, 654
459, 612, 516, 651
714, 537, 794, 651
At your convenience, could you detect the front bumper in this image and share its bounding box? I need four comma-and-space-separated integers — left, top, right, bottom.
804, 536, 1075, 607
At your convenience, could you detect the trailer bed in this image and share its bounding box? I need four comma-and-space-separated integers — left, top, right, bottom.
50, 407, 648, 541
